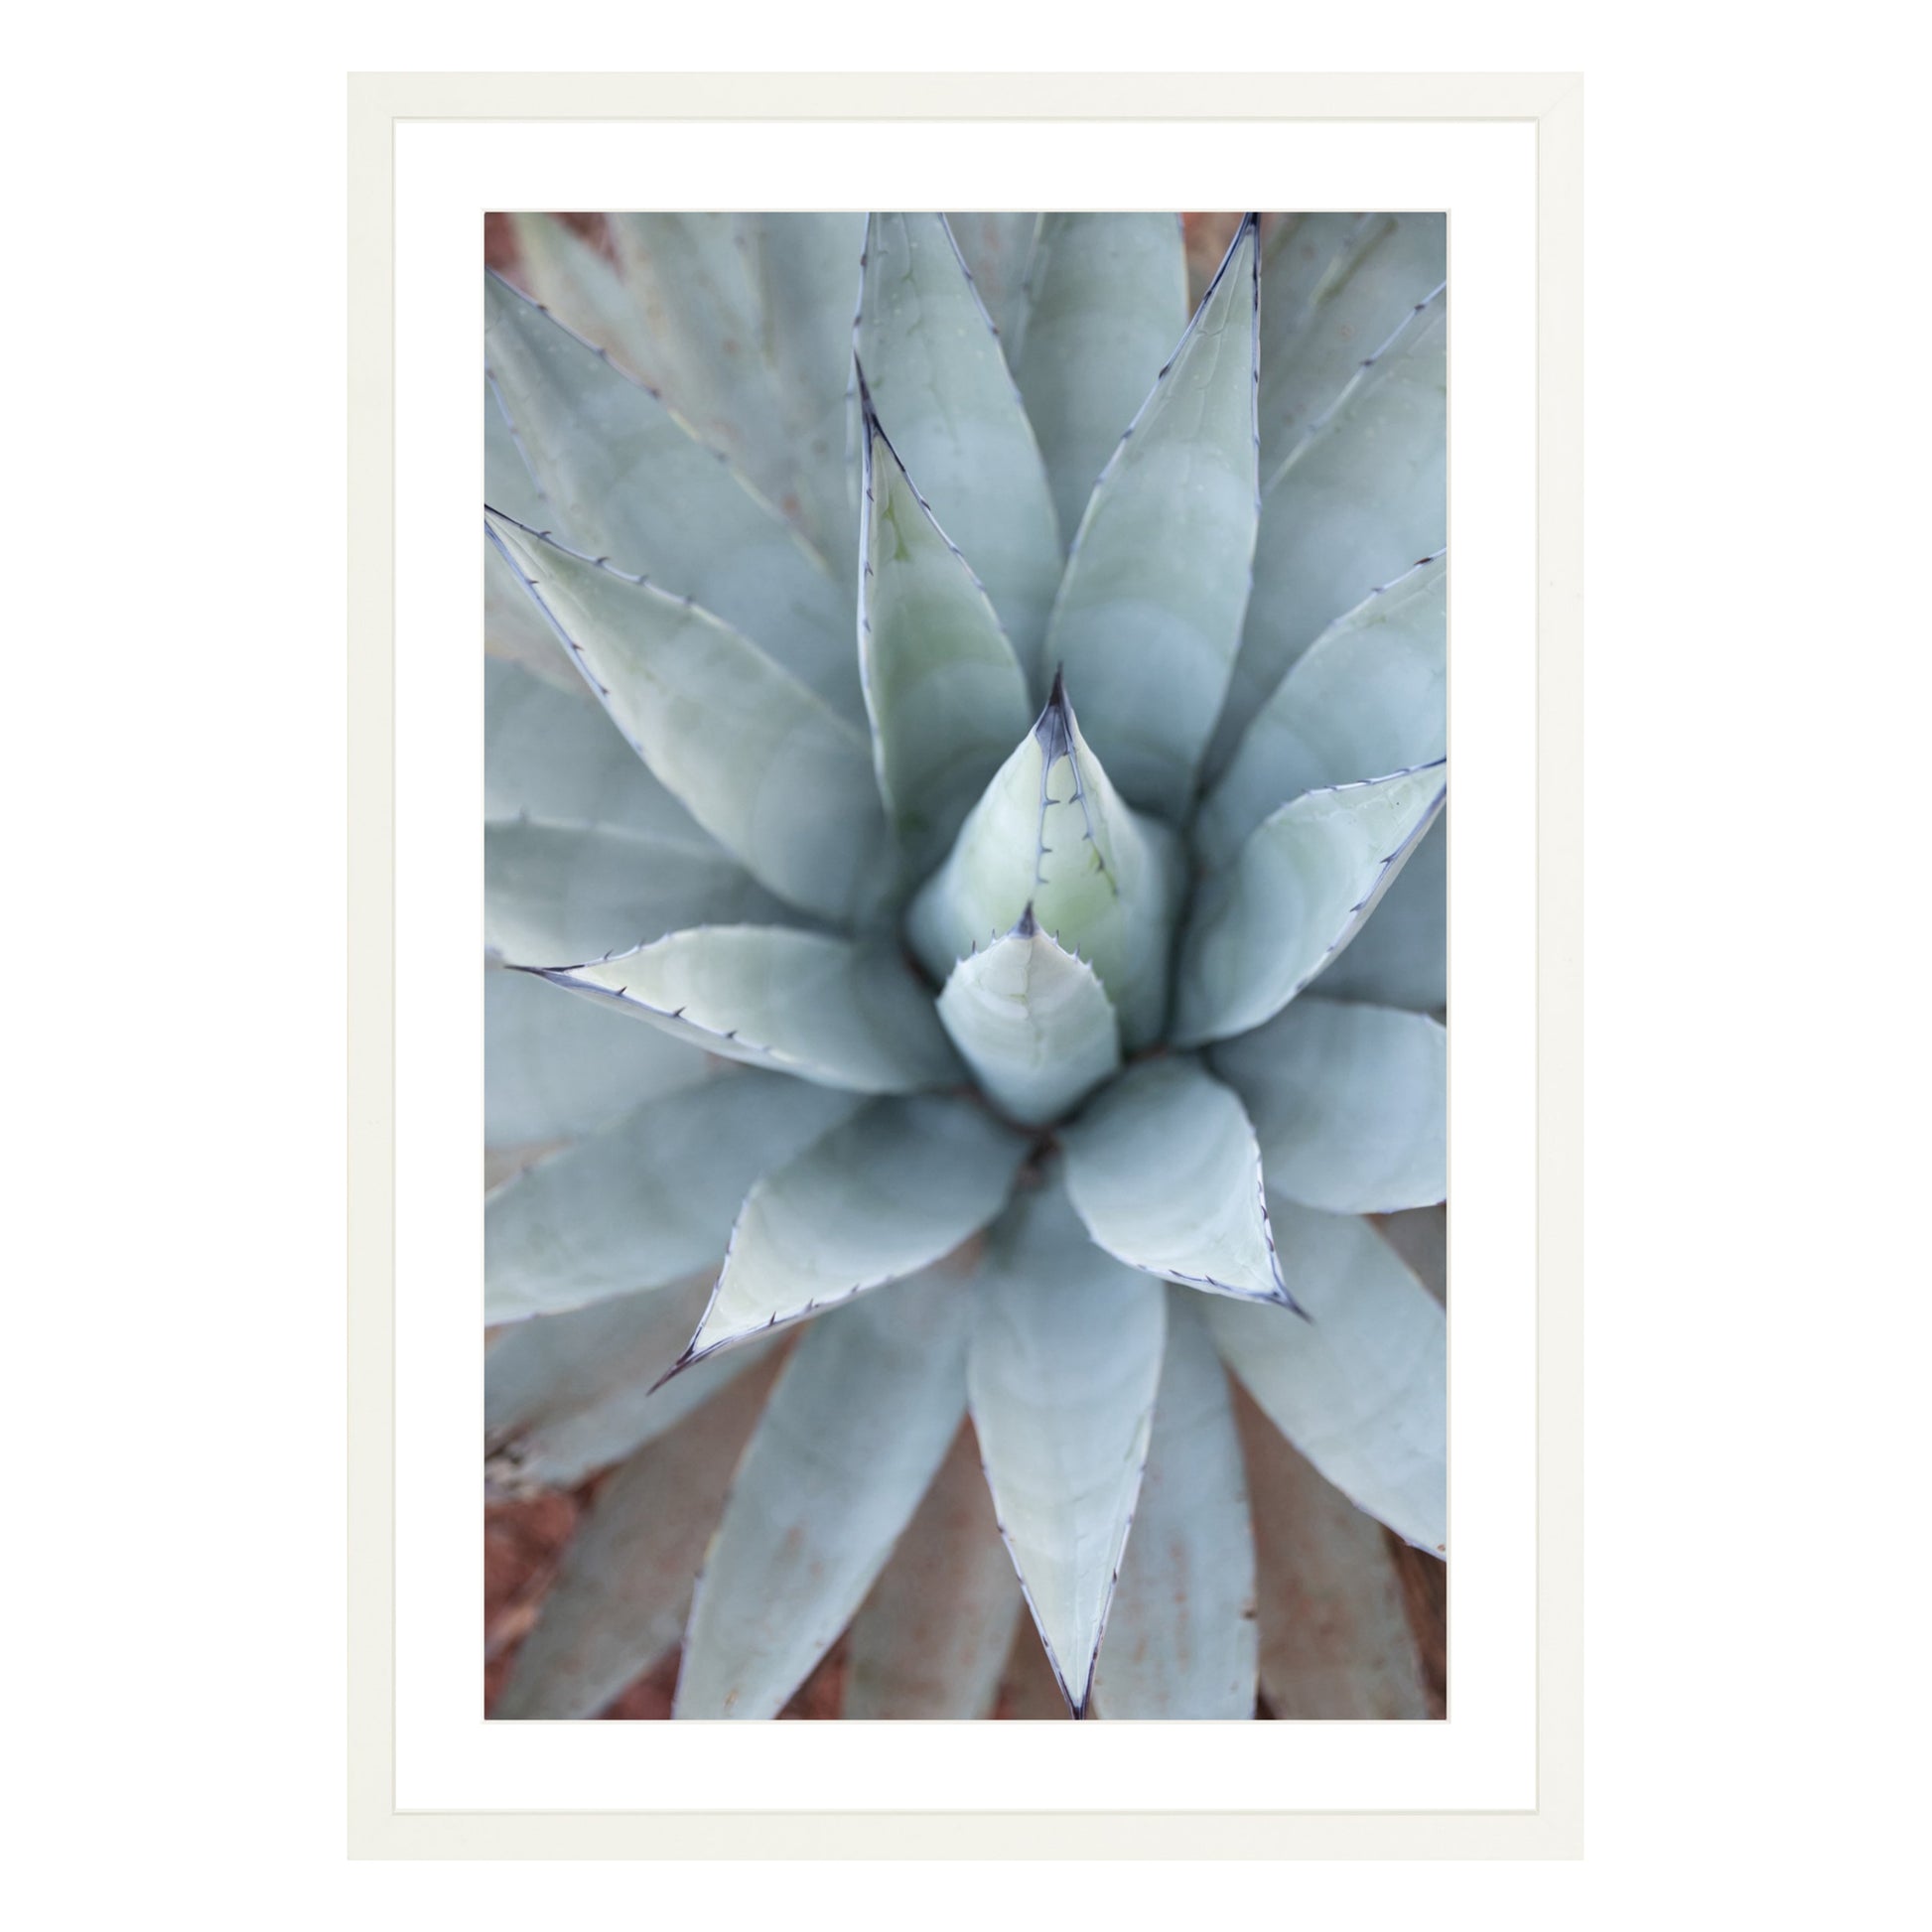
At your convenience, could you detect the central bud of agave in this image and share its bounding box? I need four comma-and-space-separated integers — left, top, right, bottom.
907, 669, 1181, 1128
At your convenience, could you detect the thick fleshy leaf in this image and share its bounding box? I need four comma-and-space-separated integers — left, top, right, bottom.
492, 1359, 777, 1720
484, 376, 577, 691
968, 1175, 1168, 1717
999, 1616, 1072, 1720
484, 657, 702, 839
843, 1423, 1023, 1720
507, 212, 666, 390
857, 213, 1061, 681
673, 1096, 1027, 1369
1014, 213, 1189, 541
1210, 997, 1448, 1213
1173, 762, 1448, 1045
1196, 550, 1447, 869
1206, 1199, 1447, 1554
944, 211, 1038, 344
484, 817, 783, 966
673, 1275, 972, 1718
1092, 1292, 1258, 1719
1059, 1057, 1294, 1310
483, 1072, 862, 1322
748, 212, 868, 554
484, 1274, 777, 1493
484, 273, 862, 722
484, 964, 713, 1152
485, 371, 549, 527
523, 925, 960, 1094
600, 213, 809, 538
934, 910, 1122, 1128
857, 378, 1035, 876
906, 675, 1184, 1048
1311, 810, 1447, 1014
483, 514, 891, 923
1259, 213, 1448, 473
1042, 213, 1261, 820
1233, 1383, 1433, 1719
1211, 285, 1447, 771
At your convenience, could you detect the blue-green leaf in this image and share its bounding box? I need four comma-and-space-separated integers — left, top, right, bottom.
484, 657, 702, 839
857, 377, 1035, 877
1173, 761, 1447, 1045
673, 1276, 972, 1718
1042, 213, 1260, 820
1211, 285, 1447, 770
483, 513, 891, 924
906, 675, 1184, 1049
484, 1273, 777, 1493
1059, 1056, 1295, 1310
485, 964, 713, 1152
1093, 1291, 1258, 1719
1014, 213, 1189, 541
522, 925, 960, 1095
1311, 811, 1447, 1014
672, 1096, 1026, 1369
934, 910, 1122, 1128
945, 211, 1038, 344
493, 1360, 777, 1720
1195, 549, 1447, 869
507, 213, 667, 392
1206, 1199, 1447, 1555
857, 213, 1061, 682
483, 817, 783, 967
968, 1174, 1168, 1718
1259, 212, 1447, 473
843, 1423, 1022, 1720
1211, 997, 1447, 1214
483, 1073, 861, 1322
484, 273, 862, 722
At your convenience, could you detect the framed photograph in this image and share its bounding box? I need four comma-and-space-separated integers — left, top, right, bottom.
348, 70, 1583, 1858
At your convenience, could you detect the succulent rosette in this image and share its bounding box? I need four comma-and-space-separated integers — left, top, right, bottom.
484, 211, 1447, 1720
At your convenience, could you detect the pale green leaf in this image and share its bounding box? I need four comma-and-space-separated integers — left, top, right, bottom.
999, 1616, 1072, 1720
507, 213, 666, 391
674, 1096, 1026, 1367
967, 1174, 1168, 1717
603, 213, 805, 534
484, 376, 578, 691
857, 379, 1035, 876
673, 1275, 972, 1718
485, 371, 550, 528
944, 211, 1038, 344
485, 657, 703, 839
1311, 810, 1447, 1013
1042, 213, 1261, 819
1014, 213, 1189, 540
524, 925, 960, 1094
1232, 1382, 1433, 1719
1211, 286, 1447, 771
485, 964, 714, 1152
1260, 212, 1447, 473
843, 1422, 1023, 1720
492, 1360, 777, 1720
484, 817, 783, 967
906, 676, 1184, 1048
483, 514, 891, 924
484, 273, 862, 723
934, 910, 1122, 1128
1173, 761, 1447, 1045
484, 1273, 778, 1493
1059, 1056, 1294, 1310
857, 213, 1061, 681
483, 1072, 862, 1322
1211, 997, 1447, 1213
1196, 549, 1447, 869
1206, 1199, 1447, 1554
747, 211, 868, 556
1092, 1291, 1258, 1719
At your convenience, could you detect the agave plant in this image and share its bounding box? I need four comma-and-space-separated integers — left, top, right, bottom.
483, 210, 1448, 1721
